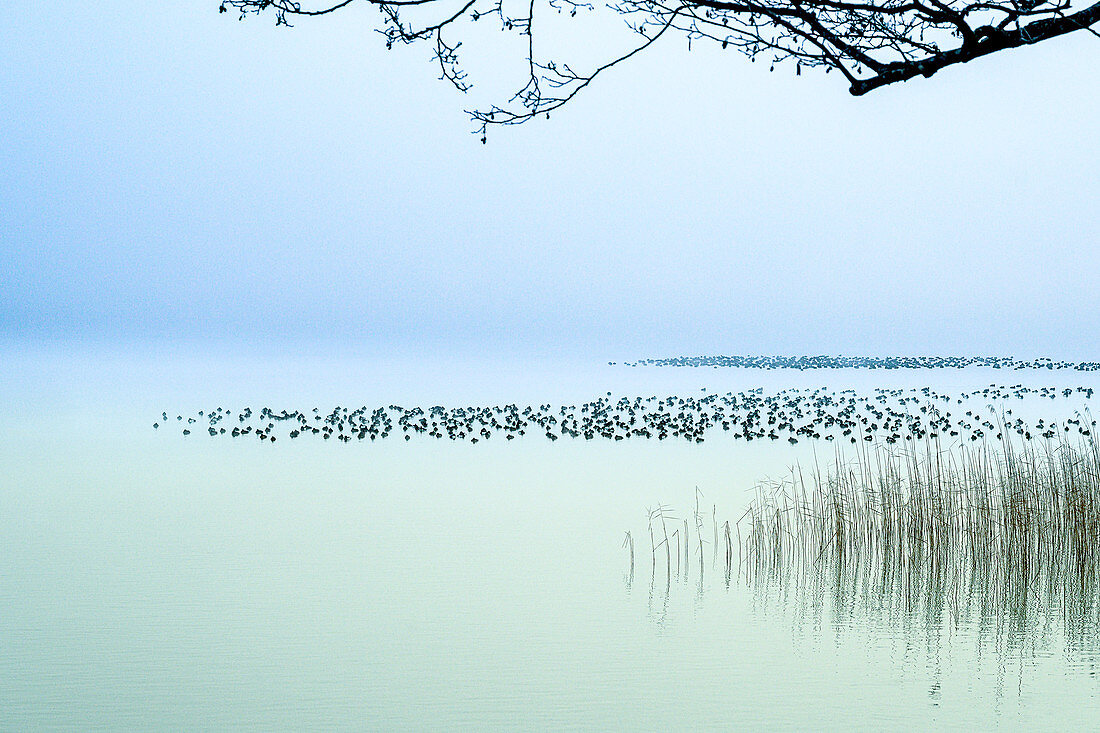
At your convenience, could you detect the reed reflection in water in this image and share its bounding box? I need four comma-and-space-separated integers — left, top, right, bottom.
638, 434, 1100, 691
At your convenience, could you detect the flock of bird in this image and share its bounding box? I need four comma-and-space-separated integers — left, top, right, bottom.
620, 355, 1100, 371
160, 384, 1097, 445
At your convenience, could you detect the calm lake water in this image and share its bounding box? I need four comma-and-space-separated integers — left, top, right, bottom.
3, 346, 1100, 730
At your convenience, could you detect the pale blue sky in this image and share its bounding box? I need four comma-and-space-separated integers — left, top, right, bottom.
2, 2, 1098, 359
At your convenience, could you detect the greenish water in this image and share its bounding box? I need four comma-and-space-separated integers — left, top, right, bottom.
2, 348, 1100, 730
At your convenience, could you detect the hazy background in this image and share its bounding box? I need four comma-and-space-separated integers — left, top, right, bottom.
2, 2, 1098, 359
4, 10, 1100, 726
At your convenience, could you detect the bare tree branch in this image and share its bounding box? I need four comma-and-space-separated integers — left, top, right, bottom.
851, 0, 1100, 93
221, 0, 1100, 128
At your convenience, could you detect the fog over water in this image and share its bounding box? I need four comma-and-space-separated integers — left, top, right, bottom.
4, 351, 1100, 728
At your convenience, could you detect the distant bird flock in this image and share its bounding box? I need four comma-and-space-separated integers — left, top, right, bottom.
620, 355, 1100, 370
160, 383, 1096, 445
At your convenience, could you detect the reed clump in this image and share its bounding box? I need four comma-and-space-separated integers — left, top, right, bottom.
741, 434, 1100, 633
